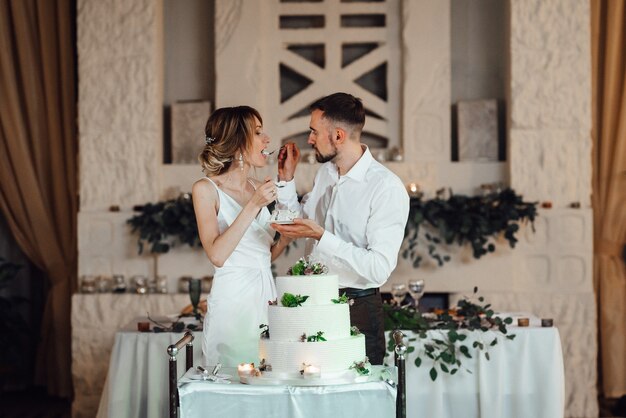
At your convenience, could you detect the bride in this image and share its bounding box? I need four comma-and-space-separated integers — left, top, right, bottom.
192, 106, 290, 367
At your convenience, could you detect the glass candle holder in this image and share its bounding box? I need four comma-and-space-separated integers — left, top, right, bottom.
302, 365, 321, 379
237, 363, 255, 378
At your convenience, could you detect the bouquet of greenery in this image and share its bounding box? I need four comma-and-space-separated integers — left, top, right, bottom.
287, 257, 328, 275
384, 287, 515, 381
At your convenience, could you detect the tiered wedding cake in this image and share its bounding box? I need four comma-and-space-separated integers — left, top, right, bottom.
258, 260, 366, 376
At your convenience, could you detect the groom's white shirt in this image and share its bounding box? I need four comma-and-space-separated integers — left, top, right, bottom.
276, 146, 410, 289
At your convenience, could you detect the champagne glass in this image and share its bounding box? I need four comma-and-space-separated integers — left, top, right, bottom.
407, 279, 425, 309
391, 283, 407, 307
188, 278, 202, 318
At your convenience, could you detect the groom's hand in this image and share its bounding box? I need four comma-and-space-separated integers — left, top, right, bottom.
277, 142, 300, 182
271, 218, 324, 241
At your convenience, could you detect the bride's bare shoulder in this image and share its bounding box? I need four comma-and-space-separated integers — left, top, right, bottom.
192, 177, 218, 199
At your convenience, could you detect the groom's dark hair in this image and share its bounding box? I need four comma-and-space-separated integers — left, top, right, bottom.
310, 93, 365, 132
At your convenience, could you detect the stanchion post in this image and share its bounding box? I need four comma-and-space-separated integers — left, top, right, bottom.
393, 330, 407, 418
167, 346, 178, 418
167, 332, 194, 418
185, 332, 194, 371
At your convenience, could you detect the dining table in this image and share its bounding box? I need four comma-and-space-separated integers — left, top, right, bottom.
96, 325, 203, 418
97, 314, 564, 418
178, 366, 397, 418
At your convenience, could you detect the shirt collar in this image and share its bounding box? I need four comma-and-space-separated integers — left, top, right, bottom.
341, 145, 372, 182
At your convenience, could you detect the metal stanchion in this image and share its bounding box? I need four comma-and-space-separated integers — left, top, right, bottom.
167, 332, 194, 418
393, 330, 407, 418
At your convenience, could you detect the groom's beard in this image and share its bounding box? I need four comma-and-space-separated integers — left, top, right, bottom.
315, 134, 338, 163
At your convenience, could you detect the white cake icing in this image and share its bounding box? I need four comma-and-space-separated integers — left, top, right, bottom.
259, 335, 366, 373
268, 304, 351, 341
259, 273, 366, 375
269, 209, 299, 223
275, 274, 338, 305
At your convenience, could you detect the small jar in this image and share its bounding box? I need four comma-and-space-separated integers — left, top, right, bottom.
80, 275, 96, 294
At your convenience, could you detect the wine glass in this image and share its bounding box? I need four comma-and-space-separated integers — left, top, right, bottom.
391, 283, 407, 307
188, 278, 202, 318
407, 279, 425, 309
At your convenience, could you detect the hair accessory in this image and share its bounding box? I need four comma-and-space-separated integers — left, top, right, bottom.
205, 135, 216, 145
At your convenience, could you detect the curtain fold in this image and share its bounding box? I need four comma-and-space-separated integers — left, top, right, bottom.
591, 0, 626, 399
0, 0, 77, 397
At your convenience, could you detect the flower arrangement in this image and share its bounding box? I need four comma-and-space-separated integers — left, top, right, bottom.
384, 287, 515, 381
287, 257, 328, 275
331, 293, 352, 304
281, 292, 309, 307
300, 331, 326, 342
350, 357, 371, 375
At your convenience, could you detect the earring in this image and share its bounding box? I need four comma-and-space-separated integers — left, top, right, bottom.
239, 152, 244, 171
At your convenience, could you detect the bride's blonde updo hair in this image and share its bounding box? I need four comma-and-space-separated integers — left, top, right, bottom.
199, 106, 262, 176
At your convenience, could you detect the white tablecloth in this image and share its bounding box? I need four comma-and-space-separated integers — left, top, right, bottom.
178, 366, 396, 418
71, 293, 193, 418
388, 326, 564, 418
97, 330, 203, 418
97, 324, 563, 418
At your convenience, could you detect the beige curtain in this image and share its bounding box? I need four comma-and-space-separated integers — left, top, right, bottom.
591, 0, 626, 399
0, 0, 77, 397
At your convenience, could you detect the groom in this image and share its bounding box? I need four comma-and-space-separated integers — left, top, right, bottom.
272, 92, 409, 364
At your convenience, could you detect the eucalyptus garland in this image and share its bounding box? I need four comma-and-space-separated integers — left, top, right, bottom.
127, 194, 200, 254
384, 287, 516, 381
126, 188, 537, 268
403, 188, 537, 268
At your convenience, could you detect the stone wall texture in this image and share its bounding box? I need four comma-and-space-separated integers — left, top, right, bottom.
509, 0, 592, 207
78, 0, 162, 211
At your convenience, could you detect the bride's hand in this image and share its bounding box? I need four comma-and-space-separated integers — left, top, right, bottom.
249, 177, 277, 209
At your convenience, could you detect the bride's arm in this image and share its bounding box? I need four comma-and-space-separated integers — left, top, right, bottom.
192, 179, 275, 267
270, 235, 292, 262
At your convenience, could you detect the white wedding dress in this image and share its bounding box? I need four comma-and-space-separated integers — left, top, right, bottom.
200, 177, 277, 367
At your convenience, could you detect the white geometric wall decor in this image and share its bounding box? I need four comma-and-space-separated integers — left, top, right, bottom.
215, 0, 401, 152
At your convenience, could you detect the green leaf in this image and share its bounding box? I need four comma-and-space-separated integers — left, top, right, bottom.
485, 352, 490, 361
414, 357, 422, 367
459, 345, 472, 358
440, 363, 449, 373
429, 367, 438, 381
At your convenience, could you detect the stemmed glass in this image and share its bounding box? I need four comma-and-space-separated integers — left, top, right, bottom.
407, 279, 425, 309
188, 278, 202, 319
391, 283, 407, 307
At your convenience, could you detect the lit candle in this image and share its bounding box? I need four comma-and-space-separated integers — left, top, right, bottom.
237, 363, 255, 377
302, 365, 321, 379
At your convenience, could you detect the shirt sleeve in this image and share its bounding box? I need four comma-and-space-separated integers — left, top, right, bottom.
315, 182, 410, 287
275, 178, 301, 212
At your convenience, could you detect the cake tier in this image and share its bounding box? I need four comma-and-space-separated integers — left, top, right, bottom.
259, 335, 366, 373
275, 274, 338, 306
268, 304, 350, 341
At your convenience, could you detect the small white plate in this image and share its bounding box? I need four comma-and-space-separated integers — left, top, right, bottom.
268, 219, 295, 225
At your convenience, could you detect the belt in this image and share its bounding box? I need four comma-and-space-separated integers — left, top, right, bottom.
341, 287, 379, 299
